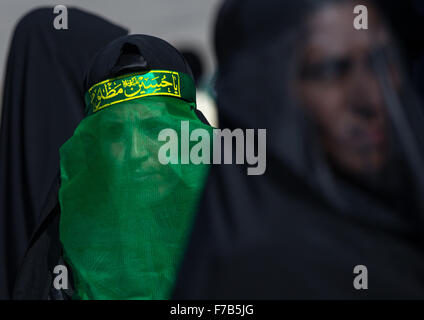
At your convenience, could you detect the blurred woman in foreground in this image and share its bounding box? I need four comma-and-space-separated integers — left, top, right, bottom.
174, 0, 424, 299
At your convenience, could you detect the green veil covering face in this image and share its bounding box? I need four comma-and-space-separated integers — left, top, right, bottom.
59, 66, 211, 299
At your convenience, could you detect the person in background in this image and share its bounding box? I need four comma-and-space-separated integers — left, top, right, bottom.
0, 7, 128, 300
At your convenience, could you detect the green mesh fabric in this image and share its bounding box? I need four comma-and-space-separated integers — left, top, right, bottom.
59, 94, 211, 300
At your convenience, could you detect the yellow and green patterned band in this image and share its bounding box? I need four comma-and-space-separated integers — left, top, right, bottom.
84, 70, 196, 116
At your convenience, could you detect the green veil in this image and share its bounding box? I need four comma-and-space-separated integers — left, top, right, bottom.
59, 69, 211, 299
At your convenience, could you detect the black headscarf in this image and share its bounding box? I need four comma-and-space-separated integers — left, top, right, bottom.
83, 34, 208, 122
173, 0, 424, 299
0, 7, 127, 299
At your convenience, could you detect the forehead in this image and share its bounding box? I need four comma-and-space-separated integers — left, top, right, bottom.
303, 1, 390, 58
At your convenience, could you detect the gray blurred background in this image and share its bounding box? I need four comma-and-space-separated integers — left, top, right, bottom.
0, 0, 222, 114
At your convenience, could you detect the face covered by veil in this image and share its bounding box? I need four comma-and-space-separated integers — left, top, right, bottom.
173, 0, 424, 299
58, 35, 212, 299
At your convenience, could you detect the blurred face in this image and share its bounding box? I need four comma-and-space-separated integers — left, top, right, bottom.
296, 1, 399, 176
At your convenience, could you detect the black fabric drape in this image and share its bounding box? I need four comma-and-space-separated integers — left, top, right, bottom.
173, 0, 424, 299
0, 7, 127, 299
